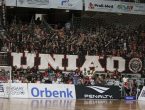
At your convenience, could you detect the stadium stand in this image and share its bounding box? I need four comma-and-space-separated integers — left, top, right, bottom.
0, 0, 145, 99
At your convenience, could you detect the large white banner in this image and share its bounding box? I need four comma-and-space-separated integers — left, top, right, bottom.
17, 0, 51, 9
51, 0, 83, 10
0, 83, 28, 98
138, 86, 145, 101
11, 52, 144, 74
28, 84, 76, 99
85, 0, 145, 15
11, 53, 126, 72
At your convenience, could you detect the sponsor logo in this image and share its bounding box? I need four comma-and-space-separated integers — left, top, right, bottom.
84, 86, 113, 99
129, 58, 142, 73
0, 85, 4, 92
141, 90, 145, 97
5, 86, 25, 95
134, 4, 145, 12
125, 96, 135, 100
31, 87, 73, 98
117, 4, 133, 12
61, 0, 69, 5
19, 0, 49, 5
88, 2, 113, 9
86, 86, 109, 93
60, 0, 72, 7
84, 94, 113, 99
88, 2, 95, 9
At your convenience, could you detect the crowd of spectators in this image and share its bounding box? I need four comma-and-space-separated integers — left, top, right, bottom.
0, 17, 145, 58
12, 65, 122, 85
0, 17, 145, 89
11, 64, 144, 97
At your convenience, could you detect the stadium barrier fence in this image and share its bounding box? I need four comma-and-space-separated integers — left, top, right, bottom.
0, 83, 122, 99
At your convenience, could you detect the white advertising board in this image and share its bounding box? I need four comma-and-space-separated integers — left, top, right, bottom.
0, 83, 28, 98
85, 0, 145, 15
28, 84, 76, 99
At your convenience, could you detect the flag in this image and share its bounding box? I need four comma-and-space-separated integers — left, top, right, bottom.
28, 17, 35, 35
40, 17, 53, 32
